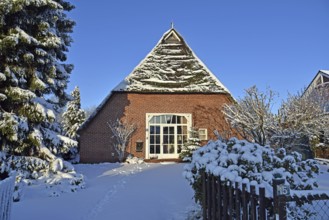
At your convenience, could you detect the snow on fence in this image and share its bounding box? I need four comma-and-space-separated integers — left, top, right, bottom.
201, 170, 329, 220
0, 174, 16, 220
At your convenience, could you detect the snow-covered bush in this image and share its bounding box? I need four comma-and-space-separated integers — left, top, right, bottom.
0, 152, 85, 200
125, 155, 144, 164
183, 138, 319, 203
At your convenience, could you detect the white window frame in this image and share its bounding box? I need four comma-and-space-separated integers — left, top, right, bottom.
145, 113, 192, 159
198, 128, 208, 141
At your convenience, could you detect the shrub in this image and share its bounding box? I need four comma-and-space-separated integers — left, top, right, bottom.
183, 138, 319, 204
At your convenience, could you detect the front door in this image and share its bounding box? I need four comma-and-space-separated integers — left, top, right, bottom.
162, 125, 176, 156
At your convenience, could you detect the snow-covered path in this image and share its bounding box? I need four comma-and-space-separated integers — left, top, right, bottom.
12, 163, 194, 220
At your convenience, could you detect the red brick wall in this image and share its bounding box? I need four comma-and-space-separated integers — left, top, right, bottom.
79, 92, 235, 163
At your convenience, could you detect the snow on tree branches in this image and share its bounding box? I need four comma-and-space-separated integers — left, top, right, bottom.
222, 86, 277, 146
62, 86, 86, 139
0, 0, 84, 197
223, 85, 329, 155
107, 119, 136, 162
273, 90, 329, 149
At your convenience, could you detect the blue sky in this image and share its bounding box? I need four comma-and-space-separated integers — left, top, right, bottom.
66, 0, 329, 111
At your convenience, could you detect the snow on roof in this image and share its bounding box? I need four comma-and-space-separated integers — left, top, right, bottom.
113, 28, 231, 94
320, 70, 329, 76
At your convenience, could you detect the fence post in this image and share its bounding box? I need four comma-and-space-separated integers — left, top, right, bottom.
273, 179, 284, 214
259, 186, 266, 220
235, 182, 241, 220
241, 183, 248, 220
273, 179, 287, 220
201, 170, 207, 220
278, 194, 287, 220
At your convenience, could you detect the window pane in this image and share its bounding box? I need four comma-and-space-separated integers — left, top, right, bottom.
163, 127, 168, 134
156, 126, 160, 134
172, 115, 176, 124
161, 115, 166, 124
169, 145, 175, 153
156, 145, 160, 154
166, 115, 172, 124
182, 116, 187, 124
149, 117, 155, 124
176, 116, 181, 124
150, 135, 154, 144
156, 135, 160, 144
177, 135, 183, 144
183, 126, 187, 135
163, 145, 168, 154
177, 126, 182, 134
155, 116, 160, 124
150, 126, 155, 134
169, 135, 174, 144
183, 135, 187, 143
150, 145, 154, 154
177, 145, 182, 153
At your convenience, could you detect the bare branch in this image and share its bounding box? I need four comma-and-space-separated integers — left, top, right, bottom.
107, 119, 136, 162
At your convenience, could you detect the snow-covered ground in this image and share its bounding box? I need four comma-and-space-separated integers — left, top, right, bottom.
10, 161, 329, 220
12, 163, 194, 220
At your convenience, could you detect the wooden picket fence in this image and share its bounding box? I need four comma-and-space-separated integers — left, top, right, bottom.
201, 171, 273, 220
0, 174, 16, 220
201, 171, 329, 220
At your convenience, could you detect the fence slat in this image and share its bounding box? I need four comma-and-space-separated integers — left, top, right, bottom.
259, 187, 266, 220
228, 181, 233, 220
242, 183, 248, 220
216, 177, 222, 219
201, 170, 207, 220
223, 182, 228, 219
235, 182, 241, 220
250, 185, 256, 220
207, 173, 212, 220
211, 175, 217, 220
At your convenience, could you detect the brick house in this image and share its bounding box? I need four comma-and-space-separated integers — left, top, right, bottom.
78, 28, 236, 163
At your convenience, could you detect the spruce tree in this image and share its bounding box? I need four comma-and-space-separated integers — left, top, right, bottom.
62, 86, 86, 139
0, 0, 76, 159
179, 127, 201, 161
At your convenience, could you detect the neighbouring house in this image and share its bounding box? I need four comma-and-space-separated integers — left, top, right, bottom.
304, 70, 329, 158
78, 27, 236, 163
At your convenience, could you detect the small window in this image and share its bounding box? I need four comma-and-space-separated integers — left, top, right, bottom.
198, 128, 208, 141
323, 76, 329, 83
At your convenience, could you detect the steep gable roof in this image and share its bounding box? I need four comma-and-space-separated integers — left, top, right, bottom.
79, 28, 233, 131
113, 28, 230, 94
